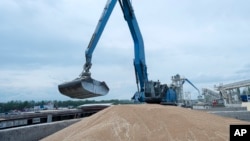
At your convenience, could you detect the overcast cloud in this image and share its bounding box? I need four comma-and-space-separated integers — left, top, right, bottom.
0, 0, 250, 102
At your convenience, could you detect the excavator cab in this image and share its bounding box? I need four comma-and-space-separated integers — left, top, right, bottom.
58, 74, 109, 99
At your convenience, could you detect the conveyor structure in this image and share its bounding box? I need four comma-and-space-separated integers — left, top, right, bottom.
214, 79, 250, 104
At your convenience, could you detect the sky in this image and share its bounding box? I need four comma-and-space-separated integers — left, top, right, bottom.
0, 0, 250, 102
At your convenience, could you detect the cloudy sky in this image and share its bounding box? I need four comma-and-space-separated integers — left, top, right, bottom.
0, 0, 250, 102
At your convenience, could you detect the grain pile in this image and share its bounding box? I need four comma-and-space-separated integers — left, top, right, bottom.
42, 104, 249, 141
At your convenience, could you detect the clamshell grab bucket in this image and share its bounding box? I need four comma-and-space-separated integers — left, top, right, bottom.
58, 77, 109, 99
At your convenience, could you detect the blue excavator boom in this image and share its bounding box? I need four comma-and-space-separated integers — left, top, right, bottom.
58, 0, 149, 100
58, 0, 186, 105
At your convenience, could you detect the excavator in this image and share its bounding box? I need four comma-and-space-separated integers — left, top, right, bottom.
58, 0, 198, 104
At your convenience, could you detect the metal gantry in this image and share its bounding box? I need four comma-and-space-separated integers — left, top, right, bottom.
205, 80, 250, 104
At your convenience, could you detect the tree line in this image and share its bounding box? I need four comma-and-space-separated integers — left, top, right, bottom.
0, 99, 133, 113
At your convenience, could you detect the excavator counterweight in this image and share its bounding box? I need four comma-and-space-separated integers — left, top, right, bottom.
58, 76, 109, 99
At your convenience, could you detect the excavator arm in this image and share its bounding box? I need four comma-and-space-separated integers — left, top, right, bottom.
58, 0, 148, 99
83, 0, 117, 74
